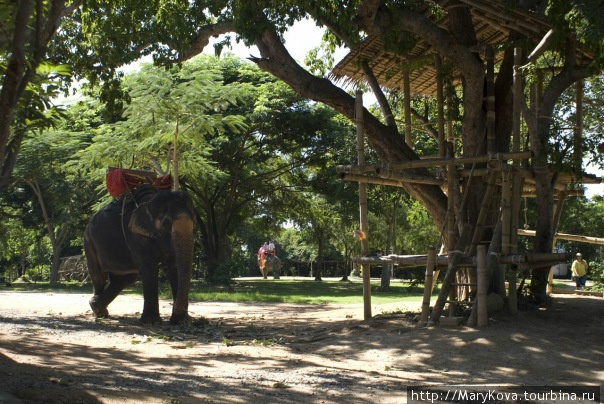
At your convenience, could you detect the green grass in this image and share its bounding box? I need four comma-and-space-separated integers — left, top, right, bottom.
4, 278, 430, 306
6, 280, 93, 293
187, 279, 429, 305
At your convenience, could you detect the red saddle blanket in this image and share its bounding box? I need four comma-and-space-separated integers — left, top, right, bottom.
106, 168, 173, 198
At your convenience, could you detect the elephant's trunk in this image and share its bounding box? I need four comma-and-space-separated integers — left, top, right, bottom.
170, 213, 194, 321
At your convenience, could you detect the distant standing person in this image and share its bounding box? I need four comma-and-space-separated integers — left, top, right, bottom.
571, 252, 588, 290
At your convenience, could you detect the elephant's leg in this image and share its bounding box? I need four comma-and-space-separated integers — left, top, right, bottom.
90, 273, 137, 318
85, 241, 109, 317
168, 264, 178, 304
139, 261, 162, 324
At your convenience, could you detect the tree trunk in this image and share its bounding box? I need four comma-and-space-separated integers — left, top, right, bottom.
315, 232, 324, 281
527, 37, 590, 302
50, 248, 62, 284
0, 0, 73, 191
198, 200, 231, 282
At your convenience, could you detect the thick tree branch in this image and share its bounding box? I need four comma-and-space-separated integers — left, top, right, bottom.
180, 21, 237, 62
249, 22, 447, 231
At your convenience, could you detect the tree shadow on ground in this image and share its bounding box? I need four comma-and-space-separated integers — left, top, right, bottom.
0, 293, 602, 403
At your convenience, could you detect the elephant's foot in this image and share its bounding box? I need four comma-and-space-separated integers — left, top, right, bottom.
140, 313, 162, 325
273, 276, 280, 279
170, 312, 192, 325
89, 297, 109, 318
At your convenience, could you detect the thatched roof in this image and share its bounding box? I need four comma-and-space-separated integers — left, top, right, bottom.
330, 0, 553, 96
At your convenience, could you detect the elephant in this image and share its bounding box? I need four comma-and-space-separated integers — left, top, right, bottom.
84, 185, 195, 324
262, 255, 282, 279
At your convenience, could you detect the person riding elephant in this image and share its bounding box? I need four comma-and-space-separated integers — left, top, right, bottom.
84, 185, 195, 324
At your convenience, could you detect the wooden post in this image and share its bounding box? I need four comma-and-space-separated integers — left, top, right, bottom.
486, 45, 496, 154
501, 176, 511, 256
574, 80, 584, 174
447, 92, 455, 154
403, 69, 413, 148
447, 167, 457, 251
477, 244, 488, 327
512, 48, 522, 157
508, 48, 523, 315
420, 247, 436, 326
435, 54, 445, 157
356, 90, 371, 320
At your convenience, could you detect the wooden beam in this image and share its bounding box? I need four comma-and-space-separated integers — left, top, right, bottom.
353, 252, 570, 267
339, 173, 434, 187
518, 229, 604, 246
374, 168, 444, 185
374, 151, 532, 171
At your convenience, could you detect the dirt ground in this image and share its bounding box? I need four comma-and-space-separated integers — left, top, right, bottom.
0, 280, 603, 404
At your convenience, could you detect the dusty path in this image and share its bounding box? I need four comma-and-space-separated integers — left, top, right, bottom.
0, 287, 603, 403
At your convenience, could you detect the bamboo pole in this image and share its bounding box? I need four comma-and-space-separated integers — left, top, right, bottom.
336, 152, 533, 174
335, 165, 377, 174
339, 173, 405, 188
446, 164, 457, 317
574, 80, 584, 174
339, 172, 443, 186
446, 132, 457, 317
518, 229, 604, 246
512, 48, 522, 156
508, 48, 523, 315
501, 175, 512, 256
435, 54, 445, 157
372, 169, 445, 185
404, 69, 413, 148
469, 219, 504, 326
419, 248, 436, 326
355, 91, 371, 320
354, 252, 570, 267
486, 45, 496, 153
375, 152, 532, 171
447, 91, 454, 153
476, 245, 488, 327
447, 167, 457, 249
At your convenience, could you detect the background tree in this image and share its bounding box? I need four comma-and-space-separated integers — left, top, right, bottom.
0, 212, 37, 280
14, 127, 95, 284
0, 0, 80, 190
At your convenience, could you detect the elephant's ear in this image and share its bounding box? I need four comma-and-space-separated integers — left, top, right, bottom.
128, 204, 156, 238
